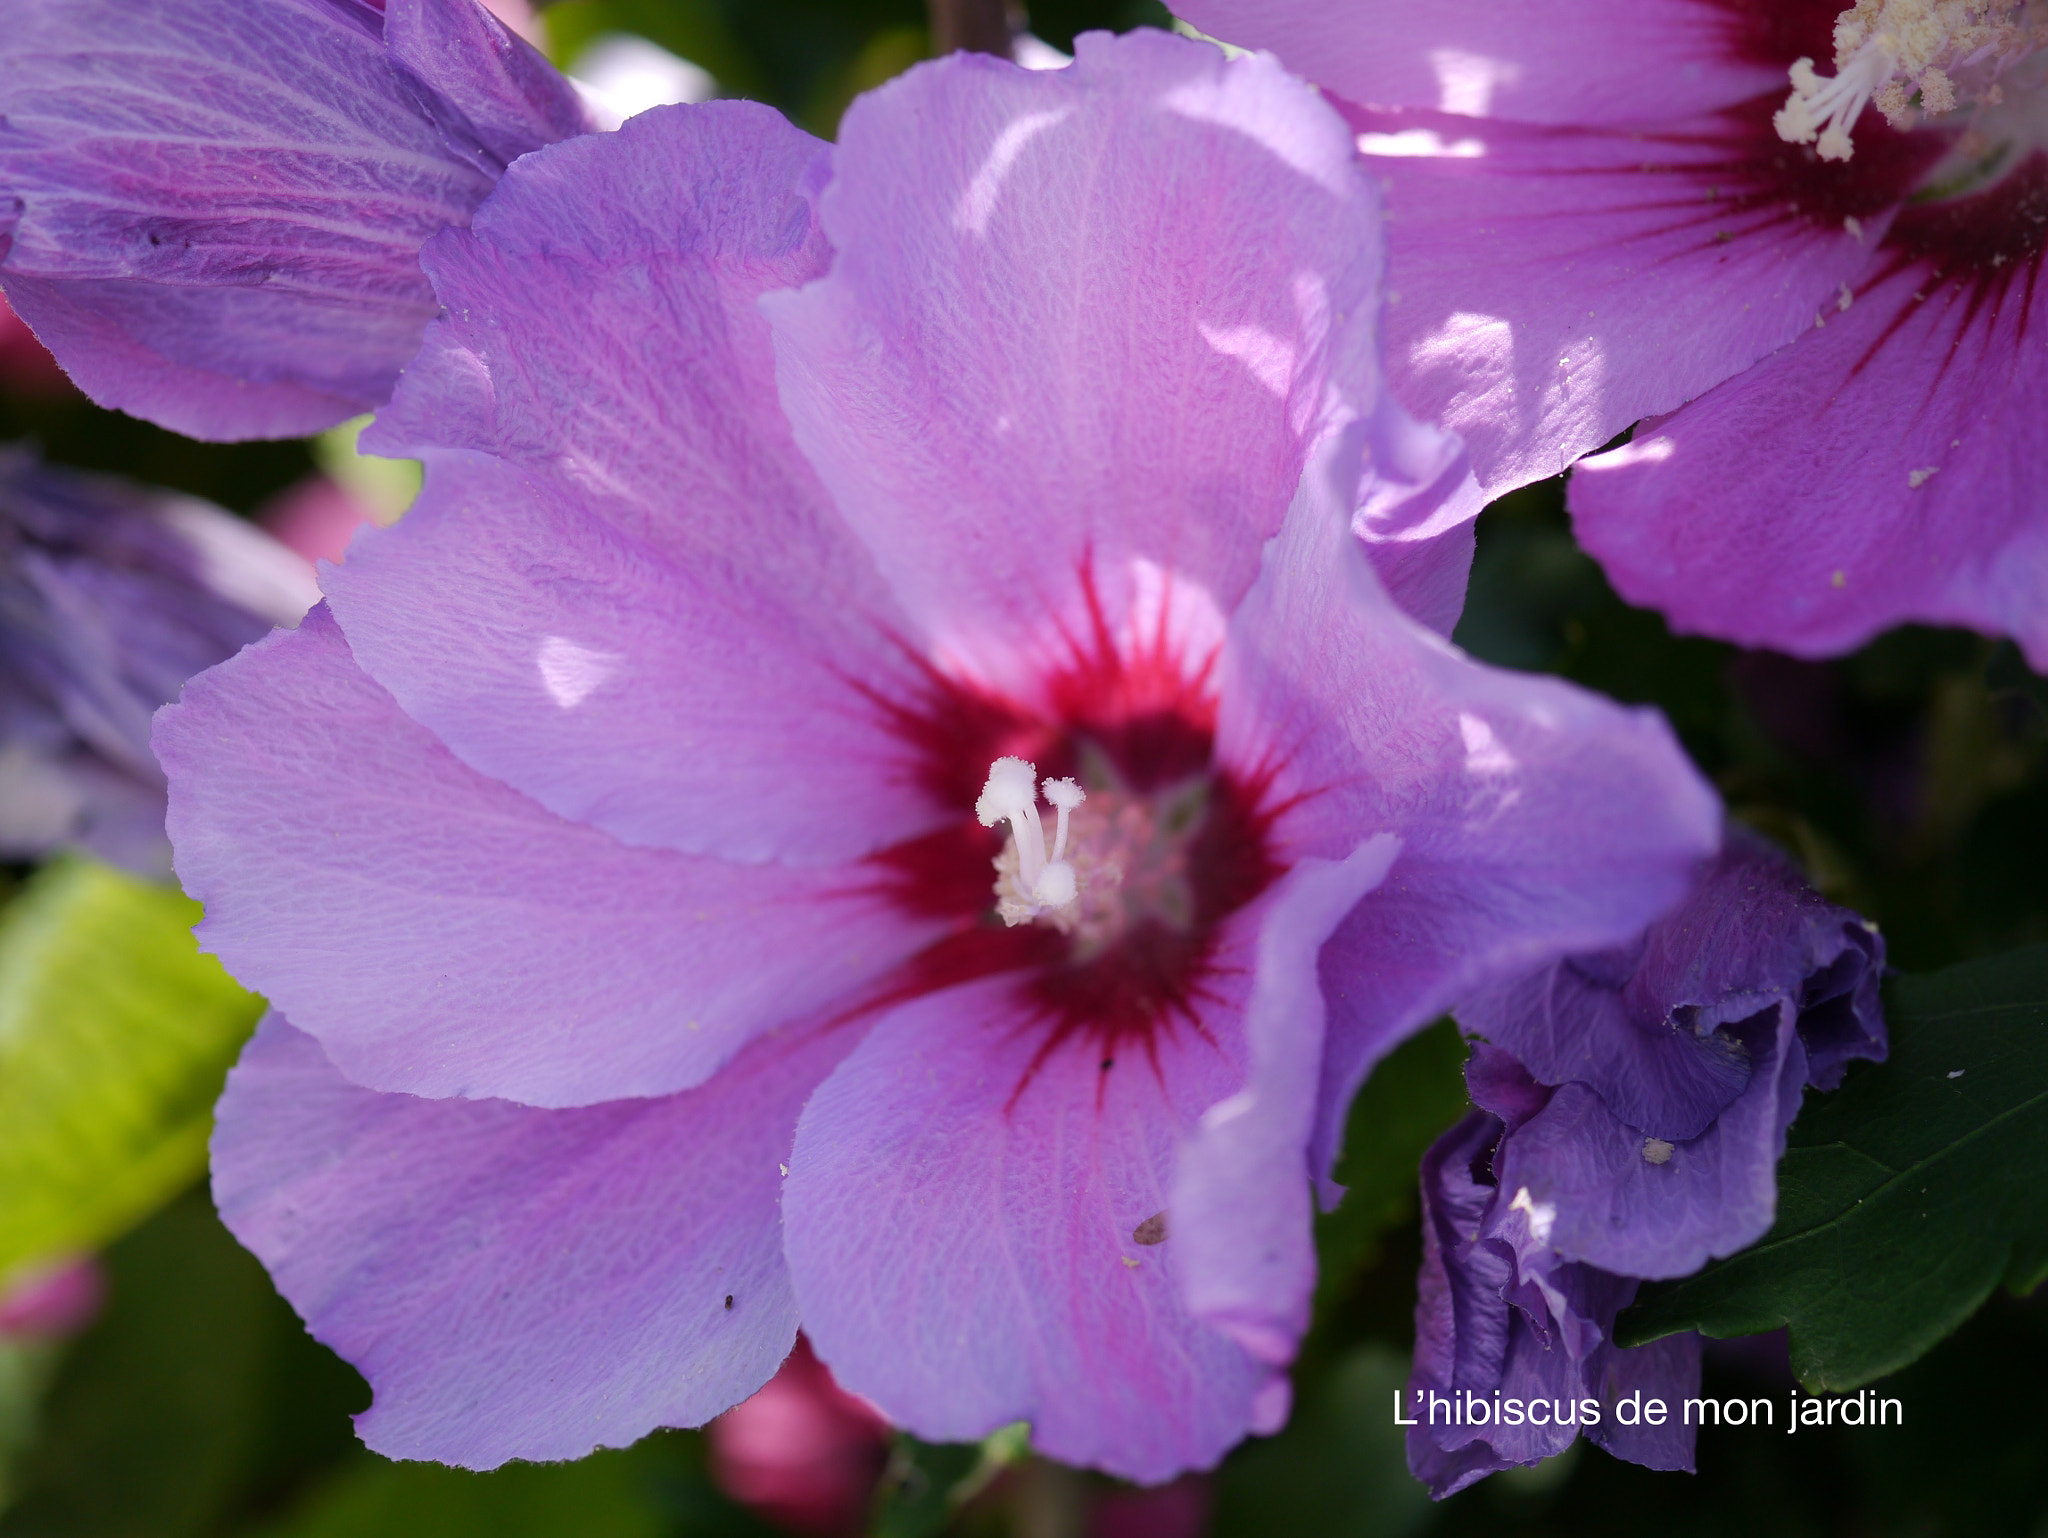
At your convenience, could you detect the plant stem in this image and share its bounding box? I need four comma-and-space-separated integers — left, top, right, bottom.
926, 0, 1014, 58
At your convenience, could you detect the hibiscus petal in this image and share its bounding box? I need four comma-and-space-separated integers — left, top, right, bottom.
214, 1014, 840, 1467
1488, 1042, 1802, 1280
1348, 100, 1916, 498
154, 607, 940, 1106
337, 103, 935, 864
1408, 1112, 1577, 1495
1412, 1114, 1516, 1401
1361, 517, 1476, 639
1619, 828, 1885, 1050
1407, 1108, 1701, 1495
384, 0, 588, 170
1170, 0, 1787, 125
1352, 384, 1486, 635
1459, 966, 1759, 1142
1582, 1330, 1701, 1472
1171, 836, 1399, 1366
1216, 433, 1721, 1185
764, 32, 1405, 696
0, 0, 579, 440
1571, 169, 2048, 665
783, 962, 1273, 1483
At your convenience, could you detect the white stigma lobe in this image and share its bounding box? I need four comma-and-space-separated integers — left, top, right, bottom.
1775, 0, 2044, 160
978, 757, 1088, 925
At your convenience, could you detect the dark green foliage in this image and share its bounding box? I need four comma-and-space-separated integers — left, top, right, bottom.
0, 1194, 366, 1538
1423, 1290, 2048, 1538
870, 1436, 989, 1538
1016, 0, 1174, 51
0, 389, 312, 518
1309, 1021, 1469, 1341
244, 1434, 778, 1538
1211, 1348, 1431, 1538
540, 0, 1175, 135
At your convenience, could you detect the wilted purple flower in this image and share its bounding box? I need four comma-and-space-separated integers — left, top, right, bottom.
1175, 0, 2048, 664
156, 35, 1718, 1479
0, 449, 316, 874
1408, 1085, 1702, 1498
0, 0, 592, 441
1408, 831, 1886, 1493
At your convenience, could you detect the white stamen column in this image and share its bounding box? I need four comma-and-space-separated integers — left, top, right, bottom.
977, 756, 1087, 923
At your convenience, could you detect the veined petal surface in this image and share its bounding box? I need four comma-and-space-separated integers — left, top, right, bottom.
1172, 0, 1784, 125
1350, 100, 1924, 498
1215, 436, 1722, 1185
341, 104, 934, 864
765, 31, 1404, 696
155, 609, 941, 1107
1573, 159, 2048, 665
215, 1014, 842, 1466
783, 954, 1271, 1484
0, 0, 584, 439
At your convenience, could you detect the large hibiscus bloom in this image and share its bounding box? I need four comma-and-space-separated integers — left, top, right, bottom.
1176, 0, 2048, 663
156, 34, 1718, 1480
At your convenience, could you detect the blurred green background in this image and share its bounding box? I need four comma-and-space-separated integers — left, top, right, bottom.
1, 2, 2043, 1535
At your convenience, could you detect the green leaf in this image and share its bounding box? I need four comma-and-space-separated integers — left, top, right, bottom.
869, 1427, 1025, 1538
243, 1433, 775, 1538
1620, 944, 2048, 1388
0, 1193, 366, 1538
0, 857, 264, 1284
539, 0, 765, 97
0, 1339, 61, 1517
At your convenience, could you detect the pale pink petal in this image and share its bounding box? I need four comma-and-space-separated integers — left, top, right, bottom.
1354, 99, 1930, 497
215, 1014, 843, 1466
154, 609, 941, 1107
1171, 0, 1789, 125
1572, 163, 2048, 665
765, 32, 1405, 696
783, 959, 1272, 1482
337, 104, 936, 863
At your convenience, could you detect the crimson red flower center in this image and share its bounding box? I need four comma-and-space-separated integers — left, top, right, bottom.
853, 599, 1284, 1082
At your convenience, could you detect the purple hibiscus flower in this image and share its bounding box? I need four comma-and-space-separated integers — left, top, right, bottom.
1175, 0, 2048, 664
0, 0, 592, 441
0, 448, 317, 875
154, 34, 1719, 1479
1408, 830, 1886, 1494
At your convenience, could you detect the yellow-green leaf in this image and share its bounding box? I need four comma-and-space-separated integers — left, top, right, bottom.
0, 857, 263, 1285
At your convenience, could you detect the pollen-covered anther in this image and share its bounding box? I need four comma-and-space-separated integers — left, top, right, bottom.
1774, 0, 2044, 160
980, 758, 1097, 927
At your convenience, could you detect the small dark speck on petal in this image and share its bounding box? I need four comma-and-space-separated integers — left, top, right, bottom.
724, 1294, 734, 1310
1134, 1212, 1168, 1246
1100, 1058, 1115, 1071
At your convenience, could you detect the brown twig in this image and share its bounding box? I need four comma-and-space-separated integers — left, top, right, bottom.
927, 0, 1015, 59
